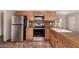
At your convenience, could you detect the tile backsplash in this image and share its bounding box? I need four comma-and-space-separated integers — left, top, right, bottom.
44, 21, 53, 28
29, 21, 53, 28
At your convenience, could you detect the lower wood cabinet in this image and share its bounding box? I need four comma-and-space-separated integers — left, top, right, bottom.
26, 28, 33, 41
45, 28, 50, 40
50, 30, 78, 48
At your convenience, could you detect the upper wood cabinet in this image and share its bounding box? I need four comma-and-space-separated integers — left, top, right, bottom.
16, 11, 34, 21
45, 28, 50, 40
44, 11, 56, 21
33, 11, 44, 16
27, 11, 34, 21
16, 11, 56, 21
16, 11, 27, 16
16, 11, 22, 16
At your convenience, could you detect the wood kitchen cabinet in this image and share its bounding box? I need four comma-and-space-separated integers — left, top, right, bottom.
50, 30, 79, 48
56, 40, 64, 48
45, 28, 50, 40
16, 11, 34, 21
27, 11, 34, 21
50, 31, 69, 48
16, 11, 23, 16
33, 11, 44, 16
16, 11, 56, 21
49, 35, 56, 47
16, 11, 27, 16
50, 33, 59, 47
26, 28, 33, 41
44, 11, 56, 21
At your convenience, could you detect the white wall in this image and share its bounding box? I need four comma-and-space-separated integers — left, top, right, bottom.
4, 11, 16, 41
57, 12, 79, 32
65, 12, 79, 32
56, 11, 79, 32
0, 11, 3, 36
75, 14, 79, 32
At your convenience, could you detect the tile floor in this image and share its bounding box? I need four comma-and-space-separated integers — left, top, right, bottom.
23, 40, 52, 48
0, 37, 52, 48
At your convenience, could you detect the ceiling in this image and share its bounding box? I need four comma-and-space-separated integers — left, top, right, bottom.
56, 10, 79, 15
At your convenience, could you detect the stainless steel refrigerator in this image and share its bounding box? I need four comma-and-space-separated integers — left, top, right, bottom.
11, 16, 24, 41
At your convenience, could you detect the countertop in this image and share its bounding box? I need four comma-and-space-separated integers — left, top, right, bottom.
51, 28, 72, 32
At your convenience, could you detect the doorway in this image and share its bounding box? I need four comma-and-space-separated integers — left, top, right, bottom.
69, 16, 76, 31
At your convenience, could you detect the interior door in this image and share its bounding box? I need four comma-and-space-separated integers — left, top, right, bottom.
75, 15, 79, 32
69, 16, 76, 32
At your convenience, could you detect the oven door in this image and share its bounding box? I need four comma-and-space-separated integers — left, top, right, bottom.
33, 29, 45, 41
33, 29, 45, 37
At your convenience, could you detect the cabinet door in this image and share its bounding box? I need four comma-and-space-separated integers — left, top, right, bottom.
52, 37, 58, 48
49, 30, 58, 47
26, 28, 33, 41
27, 11, 34, 21
57, 40, 63, 48
45, 28, 50, 40
34, 11, 44, 16
16, 11, 27, 16
62, 42, 73, 48
44, 11, 56, 21
16, 11, 23, 16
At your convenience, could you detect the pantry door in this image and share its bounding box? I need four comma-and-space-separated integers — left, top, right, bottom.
69, 16, 76, 32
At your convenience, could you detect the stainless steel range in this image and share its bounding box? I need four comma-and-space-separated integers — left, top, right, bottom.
33, 16, 45, 41
33, 28, 45, 37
